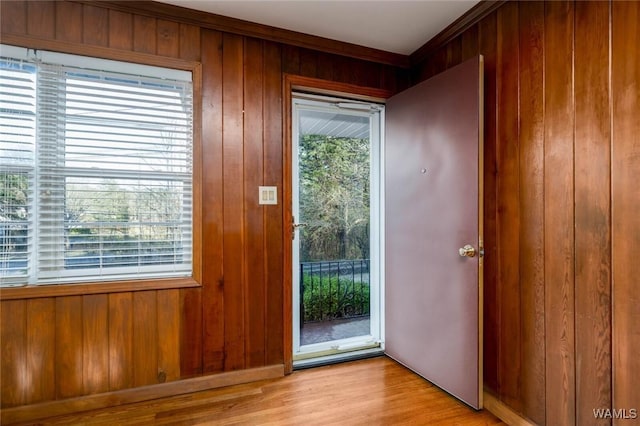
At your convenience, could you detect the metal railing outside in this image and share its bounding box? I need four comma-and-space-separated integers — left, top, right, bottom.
299, 259, 370, 327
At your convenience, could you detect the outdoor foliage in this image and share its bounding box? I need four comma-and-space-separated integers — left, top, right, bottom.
298, 134, 370, 262
302, 273, 370, 322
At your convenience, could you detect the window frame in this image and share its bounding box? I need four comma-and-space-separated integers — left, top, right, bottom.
0, 36, 202, 299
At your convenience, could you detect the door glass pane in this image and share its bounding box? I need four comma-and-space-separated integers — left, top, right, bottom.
297, 108, 371, 347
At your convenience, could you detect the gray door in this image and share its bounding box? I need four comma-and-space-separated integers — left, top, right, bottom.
385, 56, 484, 409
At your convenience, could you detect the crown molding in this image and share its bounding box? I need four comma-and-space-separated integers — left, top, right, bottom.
77, 1, 410, 68
410, 0, 506, 66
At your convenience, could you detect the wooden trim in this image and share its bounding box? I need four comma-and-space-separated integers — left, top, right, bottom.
483, 391, 538, 426
1, 364, 284, 424
1, 33, 197, 70
410, 0, 506, 66
282, 74, 392, 374
191, 62, 203, 285
0, 34, 204, 301
282, 75, 294, 374
288, 75, 393, 103
73, 0, 409, 68
0, 278, 201, 300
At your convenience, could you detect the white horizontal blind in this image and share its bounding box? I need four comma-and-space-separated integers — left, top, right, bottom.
0, 57, 36, 285
1, 46, 193, 286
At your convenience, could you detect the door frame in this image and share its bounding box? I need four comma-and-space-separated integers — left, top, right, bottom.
282, 74, 392, 373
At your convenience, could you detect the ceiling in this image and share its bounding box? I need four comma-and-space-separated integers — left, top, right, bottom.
155, 0, 480, 55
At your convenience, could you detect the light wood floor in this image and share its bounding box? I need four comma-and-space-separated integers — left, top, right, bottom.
26, 357, 505, 425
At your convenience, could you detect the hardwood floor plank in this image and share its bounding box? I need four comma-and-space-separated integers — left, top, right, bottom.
23, 357, 505, 425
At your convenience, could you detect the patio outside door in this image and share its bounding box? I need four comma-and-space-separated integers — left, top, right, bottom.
292, 94, 383, 361
385, 56, 484, 409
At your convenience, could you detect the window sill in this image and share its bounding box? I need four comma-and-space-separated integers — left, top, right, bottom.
0, 277, 201, 300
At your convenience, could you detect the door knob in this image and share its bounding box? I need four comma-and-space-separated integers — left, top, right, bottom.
458, 244, 477, 258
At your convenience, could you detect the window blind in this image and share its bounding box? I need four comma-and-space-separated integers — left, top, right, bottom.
0, 57, 36, 284
1, 46, 193, 286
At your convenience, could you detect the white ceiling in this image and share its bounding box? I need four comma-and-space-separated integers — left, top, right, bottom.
156, 0, 480, 55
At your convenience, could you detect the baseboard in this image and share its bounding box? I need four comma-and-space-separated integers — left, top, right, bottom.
1, 364, 284, 425
483, 391, 538, 426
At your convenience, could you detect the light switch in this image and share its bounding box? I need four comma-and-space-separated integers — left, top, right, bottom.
259, 186, 278, 205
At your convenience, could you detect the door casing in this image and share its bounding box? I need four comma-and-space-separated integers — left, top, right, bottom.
282, 75, 392, 373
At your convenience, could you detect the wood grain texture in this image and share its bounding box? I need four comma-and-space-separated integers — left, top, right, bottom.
133, 14, 157, 54
496, 1, 521, 409
2, 365, 284, 424
200, 28, 226, 373
179, 23, 201, 61
222, 32, 247, 372
574, 2, 612, 425
108, 9, 133, 50
243, 37, 267, 368
26, 1, 55, 39
82, 4, 109, 47
82, 294, 109, 395
477, 9, 499, 396
7, 358, 504, 425
157, 289, 181, 383
517, 2, 546, 423
1, 300, 27, 407
263, 40, 284, 367
13, 2, 640, 424
108, 292, 133, 391
544, 2, 576, 425
132, 291, 158, 387
26, 298, 55, 404
611, 1, 640, 423
156, 19, 180, 57
55, 1, 82, 42
55, 296, 84, 399
1, 1, 27, 35
179, 288, 203, 377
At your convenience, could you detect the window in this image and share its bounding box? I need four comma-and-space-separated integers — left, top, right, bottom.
1, 45, 193, 286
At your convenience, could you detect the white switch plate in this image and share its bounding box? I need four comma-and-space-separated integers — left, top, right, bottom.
258, 186, 278, 205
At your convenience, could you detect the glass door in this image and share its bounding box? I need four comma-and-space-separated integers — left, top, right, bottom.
292, 93, 383, 362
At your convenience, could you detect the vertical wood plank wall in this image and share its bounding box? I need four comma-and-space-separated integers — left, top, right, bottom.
0, 0, 403, 409
413, 1, 638, 425
1, 2, 638, 425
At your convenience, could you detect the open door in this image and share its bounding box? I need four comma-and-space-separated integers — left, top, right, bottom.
385, 56, 484, 409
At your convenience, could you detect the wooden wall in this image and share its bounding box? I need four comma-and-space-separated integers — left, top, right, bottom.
412, 1, 639, 425
2, 1, 638, 425
0, 0, 404, 412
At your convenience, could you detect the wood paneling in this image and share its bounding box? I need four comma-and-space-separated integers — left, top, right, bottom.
26, 298, 56, 403
26, 1, 54, 39
412, 1, 636, 424
544, 3, 576, 424
612, 1, 640, 423
574, 2, 612, 425
221, 32, 247, 372
200, 28, 226, 374
82, 4, 109, 47
263, 40, 284, 367
3, 2, 636, 424
108, 292, 133, 391
496, 2, 521, 409
82, 294, 109, 395
477, 10, 499, 395
517, 2, 545, 423
55, 296, 84, 399
0, 0, 401, 413
243, 37, 267, 368
132, 291, 158, 387
1, 301, 27, 407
